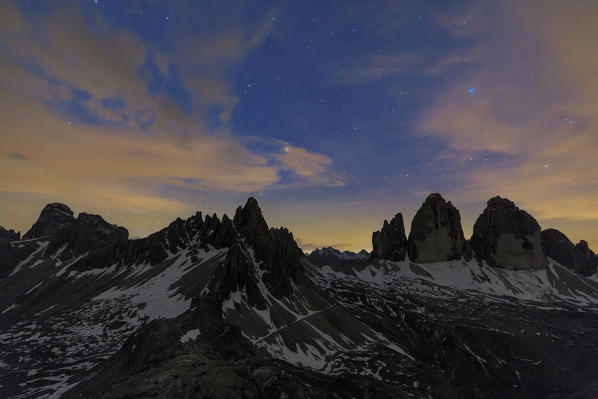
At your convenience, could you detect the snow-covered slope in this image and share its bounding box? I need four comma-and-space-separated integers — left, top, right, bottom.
2, 198, 598, 398
314, 258, 598, 308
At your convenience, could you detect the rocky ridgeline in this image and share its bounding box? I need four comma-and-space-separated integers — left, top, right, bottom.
9, 198, 304, 305
206, 197, 304, 308
372, 193, 597, 274
4, 194, 598, 279
541, 229, 598, 276
307, 247, 369, 265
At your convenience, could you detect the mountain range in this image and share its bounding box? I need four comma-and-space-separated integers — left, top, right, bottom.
1, 193, 598, 398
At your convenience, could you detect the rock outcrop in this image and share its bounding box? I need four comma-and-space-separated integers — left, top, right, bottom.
22, 203, 75, 239
470, 196, 546, 269
59, 213, 128, 253
371, 213, 407, 261
0, 226, 20, 241
575, 240, 598, 275
541, 229, 596, 276
407, 193, 469, 263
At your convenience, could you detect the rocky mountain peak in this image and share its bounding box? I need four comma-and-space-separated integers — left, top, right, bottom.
486, 195, 517, 210
23, 202, 75, 239
471, 196, 546, 269
45, 211, 129, 267
232, 197, 272, 261
407, 193, 468, 263
204, 198, 304, 306
541, 228, 596, 275
233, 197, 269, 236
371, 212, 407, 261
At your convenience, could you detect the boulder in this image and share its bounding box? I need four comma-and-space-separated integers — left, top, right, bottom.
470, 196, 546, 269
371, 212, 407, 261
407, 193, 468, 263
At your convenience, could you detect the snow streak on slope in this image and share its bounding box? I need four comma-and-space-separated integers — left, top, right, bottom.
314, 258, 598, 307
0, 248, 224, 398
219, 250, 415, 377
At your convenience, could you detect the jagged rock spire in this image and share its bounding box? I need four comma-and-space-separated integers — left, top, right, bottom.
208, 197, 304, 307
471, 196, 546, 269
407, 193, 469, 263
371, 212, 407, 261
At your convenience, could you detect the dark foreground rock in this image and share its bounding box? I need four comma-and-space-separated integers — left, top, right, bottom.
470, 196, 546, 269
0, 226, 19, 241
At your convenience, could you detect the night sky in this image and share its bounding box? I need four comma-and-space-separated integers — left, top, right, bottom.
1, 0, 597, 252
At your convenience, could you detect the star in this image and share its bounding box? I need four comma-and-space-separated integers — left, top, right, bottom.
469, 88, 476, 93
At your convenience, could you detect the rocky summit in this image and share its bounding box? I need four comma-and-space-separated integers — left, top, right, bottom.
407, 193, 470, 263
541, 228, 597, 276
371, 212, 407, 261
22, 203, 75, 240
1, 195, 598, 399
470, 196, 546, 270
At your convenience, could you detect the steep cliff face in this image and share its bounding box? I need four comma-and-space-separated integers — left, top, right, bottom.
371, 212, 407, 261
22, 203, 75, 239
575, 240, 598, 274
407, 193, 469, 263
470, 196, 546, 269
541, 228, 597, 276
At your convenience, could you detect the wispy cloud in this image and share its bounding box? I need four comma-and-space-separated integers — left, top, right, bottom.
0, 1, 337, 236
417, 1, 598, 228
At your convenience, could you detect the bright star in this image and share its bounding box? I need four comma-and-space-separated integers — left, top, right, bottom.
283, 146, 290, 153
468, 88, 476, 93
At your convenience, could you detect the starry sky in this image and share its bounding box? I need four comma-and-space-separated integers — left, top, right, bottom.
1, 0, 597, 252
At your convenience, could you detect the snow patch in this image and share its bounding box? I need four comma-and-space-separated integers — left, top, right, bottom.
180, 329, 201, 343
